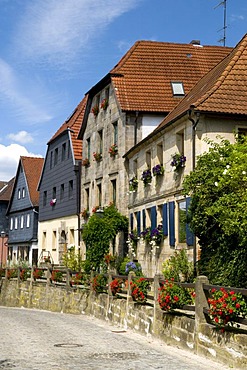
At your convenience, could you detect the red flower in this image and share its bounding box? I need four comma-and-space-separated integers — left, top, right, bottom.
236, 303, 241, 309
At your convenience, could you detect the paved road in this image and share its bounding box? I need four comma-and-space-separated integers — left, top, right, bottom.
0, 307, 230, 370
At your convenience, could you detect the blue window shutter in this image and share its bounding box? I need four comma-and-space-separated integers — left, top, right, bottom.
151, 206, 157, 230
186, 197, 194, 246
137, 211, 141, 235
168, 201, 175, 247
142, 209, 146, 230
162, 203, 168, 236
130, 213, 134, 232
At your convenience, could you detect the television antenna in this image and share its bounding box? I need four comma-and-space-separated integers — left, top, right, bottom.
214, 0, 227, 46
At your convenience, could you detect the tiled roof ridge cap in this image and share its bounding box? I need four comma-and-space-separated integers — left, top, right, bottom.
194, 35, 247, 109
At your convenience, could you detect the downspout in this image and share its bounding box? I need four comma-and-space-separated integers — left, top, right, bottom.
134, 111, 139, 145
188, 109, 200, 274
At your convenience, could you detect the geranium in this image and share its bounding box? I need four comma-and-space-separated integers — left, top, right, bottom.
20, 269, 30, 281
158, 279, 192, 311
51, 270, 63, 283
208, 287, 247, 329
7, 269, 17, 279
82, 158, 90, 167
71, 272, 83, 286
152, 164, 164, 176
130, 277, 150, 303
93, 152, 102, 162
43, 256, 51, 263
92, 206, 99, 213
33, 268, 43, 280
81, 209, 89, 219
141, 169, 152, 186
170, 153, 186, 171
108, 144, 118, 157
104, 253, 115, 266
110, 278, 123, 296
129, 177, 138, 192
91, 274, 107, 293
91, 105, 99, 117
100, 98, 108, 110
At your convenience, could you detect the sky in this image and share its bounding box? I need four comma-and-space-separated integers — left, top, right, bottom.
0, 0, 246, 181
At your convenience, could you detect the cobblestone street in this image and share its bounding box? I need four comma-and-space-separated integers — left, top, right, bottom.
0, 307, 230, 370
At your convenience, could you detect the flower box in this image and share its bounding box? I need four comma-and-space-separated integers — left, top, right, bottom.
100, 98, 108, 110
91, 105, 99, 117
50, 198, 56, 206
170, 153, 186, 171
82, 158, 90, 167
93, 152, 102, 162
129, 177, 138, 192
108, 144, 118, 157
152, 164, 164, 176
141, 169, 152, 186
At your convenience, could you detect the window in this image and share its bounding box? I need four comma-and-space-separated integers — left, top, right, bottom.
50, 151, 53, 169
10, 218, 13, 230
146, 150, 151, 169
178, 200, 186, 243
21, 215, 24, 229
60, 184, 64, 200
52, 187, 56, 200
157, 143, 163, 165
171, 82, 185, 96
54, 148, 58, 165
22, 187, 25, 198
98, 130, 103, 154
176, 129, 185, 155
62, 143, 66, 161
26, 214, 30, 228
69, 180, 73, 199
113, 121, 118, 146
52, 230, 57, 250
69, 229, 75, 245
111, 179, 117, 205
43, 191, 47, 206
97, 183, 102, 207
87, 138, 91, 160
105, 86, 109, 102
15, 217, 18, 229
85, 188, 90, 210
18, 189, 21, 199
42, 232, 47, 250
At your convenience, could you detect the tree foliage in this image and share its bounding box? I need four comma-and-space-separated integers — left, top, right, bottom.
183, 137, 247, 287
82, 204, 128, 272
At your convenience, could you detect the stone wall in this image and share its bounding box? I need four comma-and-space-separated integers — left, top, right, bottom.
0, 277, 246, 369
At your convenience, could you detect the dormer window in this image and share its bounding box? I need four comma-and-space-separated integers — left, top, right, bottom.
171, 82, 185, 96
22, 187, 25, 198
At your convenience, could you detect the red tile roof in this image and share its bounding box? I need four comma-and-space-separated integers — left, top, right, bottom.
156, 33, 247, 129
49, 95, 88, 160
21, 157, 44, 207
110, 40, 232, 113
0, 177, 15, 201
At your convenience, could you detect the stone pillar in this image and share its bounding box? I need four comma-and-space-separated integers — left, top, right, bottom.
153, 274, 163, 335
194, 275, 209, 353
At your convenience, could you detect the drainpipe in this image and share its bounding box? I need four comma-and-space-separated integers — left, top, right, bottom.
134, 111, 139, 145
188, 109, 200, 274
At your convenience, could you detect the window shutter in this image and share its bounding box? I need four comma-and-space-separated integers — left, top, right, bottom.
186, 197, 194, 246
151, 206, 157, 230
162, 203, 168, 236
142, 209, 146, 230
130, 213, 134, 232
137, 211, 141, 235
168, 201, 175, 247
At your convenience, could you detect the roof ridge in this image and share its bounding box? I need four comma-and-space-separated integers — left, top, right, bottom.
194, 34, 247, 109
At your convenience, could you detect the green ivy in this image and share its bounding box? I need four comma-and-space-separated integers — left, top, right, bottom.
82, 204, 128, 273
183, 136, 247, 287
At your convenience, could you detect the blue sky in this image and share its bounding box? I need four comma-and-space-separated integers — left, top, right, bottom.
0, 0, 246, 181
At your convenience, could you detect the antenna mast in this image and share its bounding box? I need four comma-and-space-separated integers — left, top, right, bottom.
214, 0, 227, 46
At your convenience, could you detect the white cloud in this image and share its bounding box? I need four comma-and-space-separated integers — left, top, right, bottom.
0, 144, 42, 181
0, 58, 53, 124
16, 0, 141, 69
7, 131, 34, 144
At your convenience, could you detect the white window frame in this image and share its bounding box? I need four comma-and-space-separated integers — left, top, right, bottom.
15, 217, 18, 229
20, 215, 24, 229
26, 214, 30, 228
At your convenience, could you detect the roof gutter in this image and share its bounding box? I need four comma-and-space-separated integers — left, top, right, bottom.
188, 108, 200, 171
